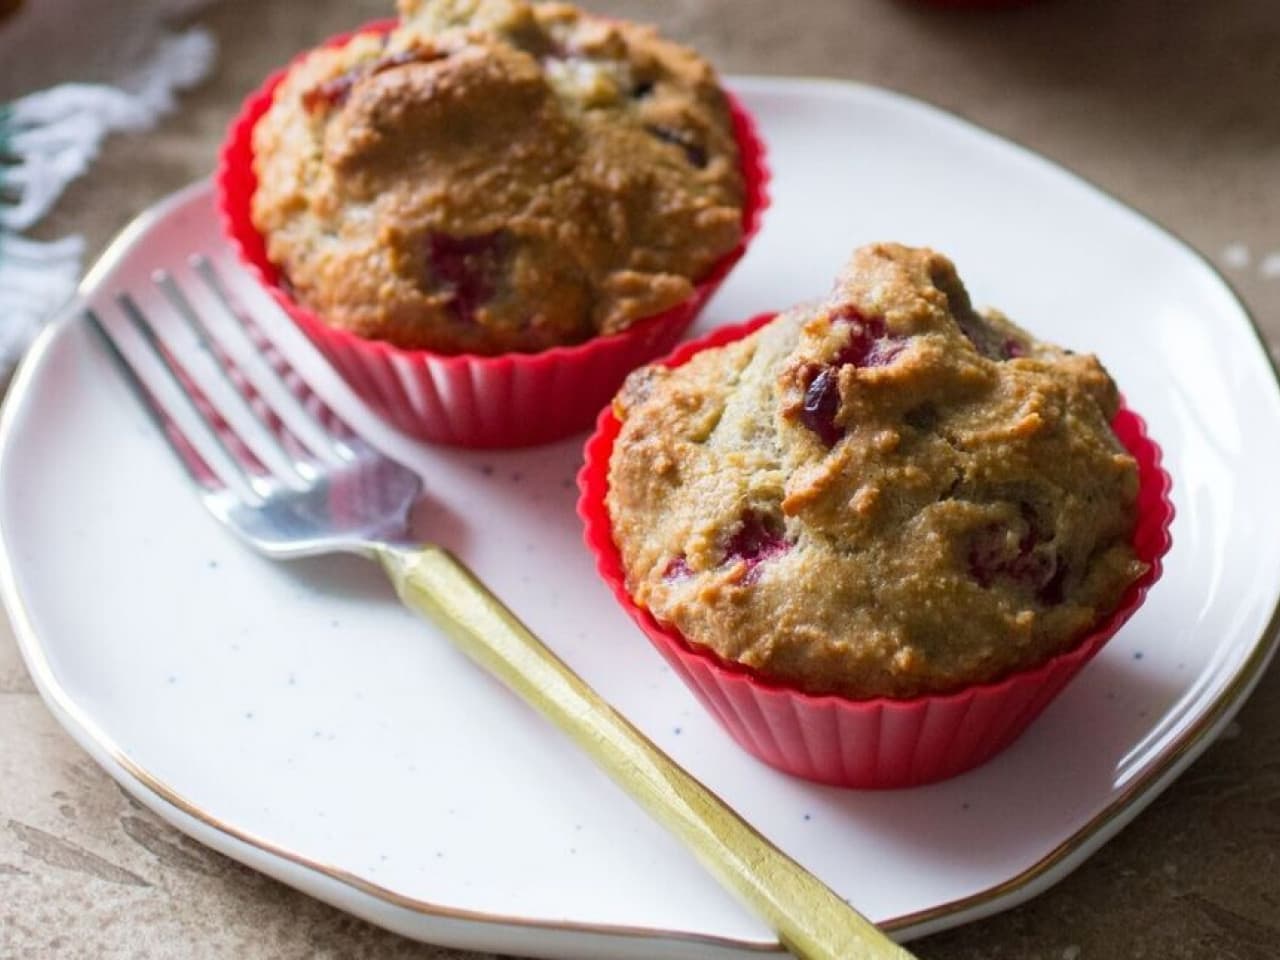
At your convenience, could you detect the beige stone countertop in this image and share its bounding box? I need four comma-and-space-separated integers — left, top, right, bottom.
3, 0, 1278, 957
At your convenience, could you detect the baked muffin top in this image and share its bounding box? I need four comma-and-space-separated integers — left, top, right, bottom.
250, 0, 744, 355
607, 244, 1146, 699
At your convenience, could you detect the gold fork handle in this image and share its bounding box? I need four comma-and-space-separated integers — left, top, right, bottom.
377, 544, 916, 960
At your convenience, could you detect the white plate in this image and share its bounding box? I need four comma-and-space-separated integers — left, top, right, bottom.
3, 77, 1279, 959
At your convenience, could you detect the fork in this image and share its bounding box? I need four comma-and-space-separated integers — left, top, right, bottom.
85, 252, 916, 960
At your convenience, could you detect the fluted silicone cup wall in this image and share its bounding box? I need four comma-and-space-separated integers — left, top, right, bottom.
216, 20, 770, 449
578, 313, 1175, 789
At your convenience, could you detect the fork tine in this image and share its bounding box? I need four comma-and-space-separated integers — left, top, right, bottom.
154, 268, 317, 484
191, 255, 360, 464
83, 308, 217, 492
110, 293, 271, 501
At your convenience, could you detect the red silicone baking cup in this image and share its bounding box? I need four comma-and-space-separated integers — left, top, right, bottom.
216, 20, 769, 448
578, 313, 1175, 789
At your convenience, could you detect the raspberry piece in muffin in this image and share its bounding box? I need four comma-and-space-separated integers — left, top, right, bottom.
606, 243, 1146, 699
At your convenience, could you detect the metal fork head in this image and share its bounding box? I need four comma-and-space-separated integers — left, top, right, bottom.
86, 255, 422, 560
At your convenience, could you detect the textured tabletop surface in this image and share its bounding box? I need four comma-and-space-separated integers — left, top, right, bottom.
3, 1, 1278, 957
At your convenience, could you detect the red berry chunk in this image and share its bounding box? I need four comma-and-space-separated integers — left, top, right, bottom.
1002, 338, 1026, 359
303, 48, 446, 113
957, 314, 1026, 361
662, 556, 693, 581
302, 72, 359, 112
425, 231, 511, 323
370, 49, 438, 76
831, 307, 906, 368
723, 512, 790, 584
801, 367, 843, 447
645, 124, 709, 168
797, 309, 907, 446
966, 503, 1064, 604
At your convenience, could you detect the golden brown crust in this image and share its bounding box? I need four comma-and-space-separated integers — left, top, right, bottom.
250, 0, 744, 355
607, 244, 1146, 699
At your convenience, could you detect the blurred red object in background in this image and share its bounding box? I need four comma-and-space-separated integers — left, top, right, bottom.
909, 0, 1038, 8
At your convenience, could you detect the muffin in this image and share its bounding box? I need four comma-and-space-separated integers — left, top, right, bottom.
249, 0, 746, 356
605, 243, 1149, 700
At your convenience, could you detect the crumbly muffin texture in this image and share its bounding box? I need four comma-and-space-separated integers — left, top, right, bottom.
607, 244, 1146, 699
251, 0, 744, 355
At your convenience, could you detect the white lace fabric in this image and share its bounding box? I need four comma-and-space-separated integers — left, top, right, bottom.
0, 2, 217, 372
